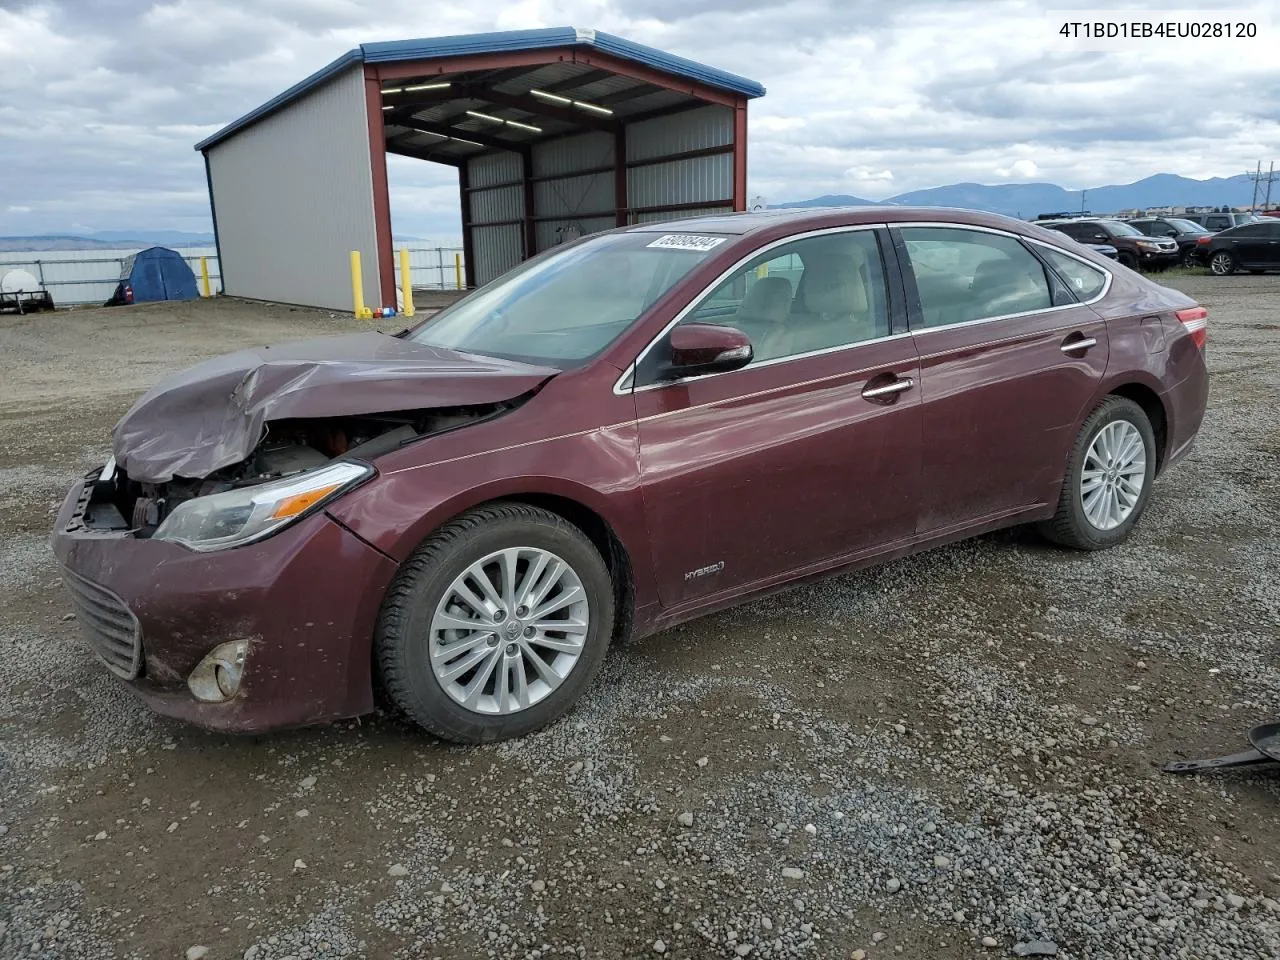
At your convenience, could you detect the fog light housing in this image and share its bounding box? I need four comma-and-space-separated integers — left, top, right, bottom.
187, 641, 248, 703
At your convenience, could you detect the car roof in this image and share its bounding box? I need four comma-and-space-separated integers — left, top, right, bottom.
621, 206, 1056, 237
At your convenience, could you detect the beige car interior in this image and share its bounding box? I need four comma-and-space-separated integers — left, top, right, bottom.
731, 240, 887, 362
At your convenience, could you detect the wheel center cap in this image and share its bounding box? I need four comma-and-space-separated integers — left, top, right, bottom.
504, 621, 521, 640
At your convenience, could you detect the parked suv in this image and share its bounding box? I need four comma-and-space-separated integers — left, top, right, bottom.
1197, 219, 1280, 275
1126, 217, 1213, 268
1182, 212, 1260, 232
1037, 218, 1179, 270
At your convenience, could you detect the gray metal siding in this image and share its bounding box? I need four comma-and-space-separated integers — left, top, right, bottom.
467, 153, 526, 284
633, 206, 732, 224
206, 65, 377, 311
471, 224, 524, 286
532, 131, 613, 177
628, 154, 733, 208
534, 217, 615, 250
468, 152, 522, 188
533, 173, 613, 220
469, 185, 523, 225
625, 105, 733, 162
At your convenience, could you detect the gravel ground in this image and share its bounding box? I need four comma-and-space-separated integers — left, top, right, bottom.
1, 281, 1278, 960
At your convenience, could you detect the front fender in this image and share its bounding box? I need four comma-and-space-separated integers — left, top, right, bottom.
325, 421, 658, 611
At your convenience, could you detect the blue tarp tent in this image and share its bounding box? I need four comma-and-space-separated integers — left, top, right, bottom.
106, 247, 199, 305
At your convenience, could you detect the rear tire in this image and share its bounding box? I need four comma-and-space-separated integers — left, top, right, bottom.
1209, 251, 1237, 275
1039, 397, 1157, 551
1180, 248, 1200, 269
375, 503, 615, 743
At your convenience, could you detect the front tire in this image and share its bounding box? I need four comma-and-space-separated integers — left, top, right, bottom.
1117, 252, 1137, 270
1039, 397, 1157, 551
376, 503, 615, 743
1209, 251, 1237, 275
1181, 248, 1200, 269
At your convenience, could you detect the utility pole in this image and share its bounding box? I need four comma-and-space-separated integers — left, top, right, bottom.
1080, 189, 1086, 214
1247, 162, 1279, 213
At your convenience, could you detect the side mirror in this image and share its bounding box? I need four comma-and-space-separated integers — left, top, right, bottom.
663, 323, 753, 379
1092, 234, 1109, 242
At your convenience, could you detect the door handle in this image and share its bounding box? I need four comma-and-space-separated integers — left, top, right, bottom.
861, 377, 914, 400
1060, 336, 1097, 353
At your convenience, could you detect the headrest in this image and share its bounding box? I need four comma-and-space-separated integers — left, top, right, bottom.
802, 250, 869, 317
736, 275, 793, 324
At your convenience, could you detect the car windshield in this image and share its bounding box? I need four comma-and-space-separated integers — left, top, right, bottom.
409, 231, 725, 367
1103, 221, 1144, 237
1166, 218, 1209, 234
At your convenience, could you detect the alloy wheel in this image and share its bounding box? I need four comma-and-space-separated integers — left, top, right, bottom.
429, 547, 589, 715
1210, 252, 1234, 276
1079, 419, 1147, 531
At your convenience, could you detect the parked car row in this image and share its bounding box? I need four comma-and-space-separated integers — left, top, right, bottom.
1195, 218, 1280, 275
1032, 213, 1280, 275
1033, 217, 1180, 270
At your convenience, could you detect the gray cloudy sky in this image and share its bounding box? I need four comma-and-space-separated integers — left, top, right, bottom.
1, 0, 1277, 239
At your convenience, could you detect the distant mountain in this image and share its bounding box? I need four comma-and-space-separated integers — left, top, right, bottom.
777, 174, 1261, 219
83, 230, 215, 245
774, 193, 881, 209
0, 231, 215, 252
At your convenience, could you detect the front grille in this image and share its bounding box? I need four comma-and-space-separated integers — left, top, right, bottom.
62, 569, 143, 679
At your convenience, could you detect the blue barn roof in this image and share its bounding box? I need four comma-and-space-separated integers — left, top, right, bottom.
195, 27, 765, 152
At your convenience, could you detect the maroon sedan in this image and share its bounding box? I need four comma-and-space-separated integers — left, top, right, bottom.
53, 208, 1210, 743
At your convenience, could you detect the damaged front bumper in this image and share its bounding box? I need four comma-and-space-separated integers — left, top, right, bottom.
52, 470, 399, 733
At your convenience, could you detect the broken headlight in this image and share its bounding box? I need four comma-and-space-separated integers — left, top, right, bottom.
152, 461, 373, 551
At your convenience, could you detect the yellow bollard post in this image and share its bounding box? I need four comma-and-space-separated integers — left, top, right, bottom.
200, 257, 212, 297
350, 251, 373, 319
455, 253, 463, 290
399, 248, 415, 317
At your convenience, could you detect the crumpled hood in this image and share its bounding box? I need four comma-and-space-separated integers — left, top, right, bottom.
112, 332, 557, 483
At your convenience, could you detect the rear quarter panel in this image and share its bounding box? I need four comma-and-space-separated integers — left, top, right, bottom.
1086, 272, 1207, 465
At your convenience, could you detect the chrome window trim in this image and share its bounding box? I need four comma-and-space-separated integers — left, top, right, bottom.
893, 222, 1114, 337
1025, 238, 1114, 305
612, 223, 891, 396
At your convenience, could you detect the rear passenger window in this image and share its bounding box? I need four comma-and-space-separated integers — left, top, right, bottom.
1040, 247, 1108, 300
901, 228, 1053, 328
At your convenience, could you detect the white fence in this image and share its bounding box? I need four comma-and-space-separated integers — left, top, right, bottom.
0, 245, 466, 309
0, 247, 221, 307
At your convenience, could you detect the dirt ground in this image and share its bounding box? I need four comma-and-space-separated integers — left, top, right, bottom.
1, 281, 1278, 960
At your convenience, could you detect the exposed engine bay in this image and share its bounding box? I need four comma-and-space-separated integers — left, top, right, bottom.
81, 402, 516, 535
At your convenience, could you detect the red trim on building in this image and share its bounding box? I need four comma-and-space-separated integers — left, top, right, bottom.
363, 66, 397, 308
732, 101, 748, 212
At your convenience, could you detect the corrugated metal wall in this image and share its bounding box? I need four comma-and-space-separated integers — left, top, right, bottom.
467, 153, 525, 286
529, 132, 616, 257
206, 65, 378, 311
460, 105, 740, 287
626, 105, 734, 214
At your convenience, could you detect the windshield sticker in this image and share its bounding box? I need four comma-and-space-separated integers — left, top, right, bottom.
645, 234, 727, 252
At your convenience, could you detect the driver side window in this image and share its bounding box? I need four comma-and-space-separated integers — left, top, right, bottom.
680, 230, 890, 365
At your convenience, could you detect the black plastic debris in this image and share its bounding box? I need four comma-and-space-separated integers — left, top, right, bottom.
1163, 721, 1280, 775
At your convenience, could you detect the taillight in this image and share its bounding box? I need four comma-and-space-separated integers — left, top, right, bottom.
1175, 306, 1207, 350
1196, 236, 1212, 246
